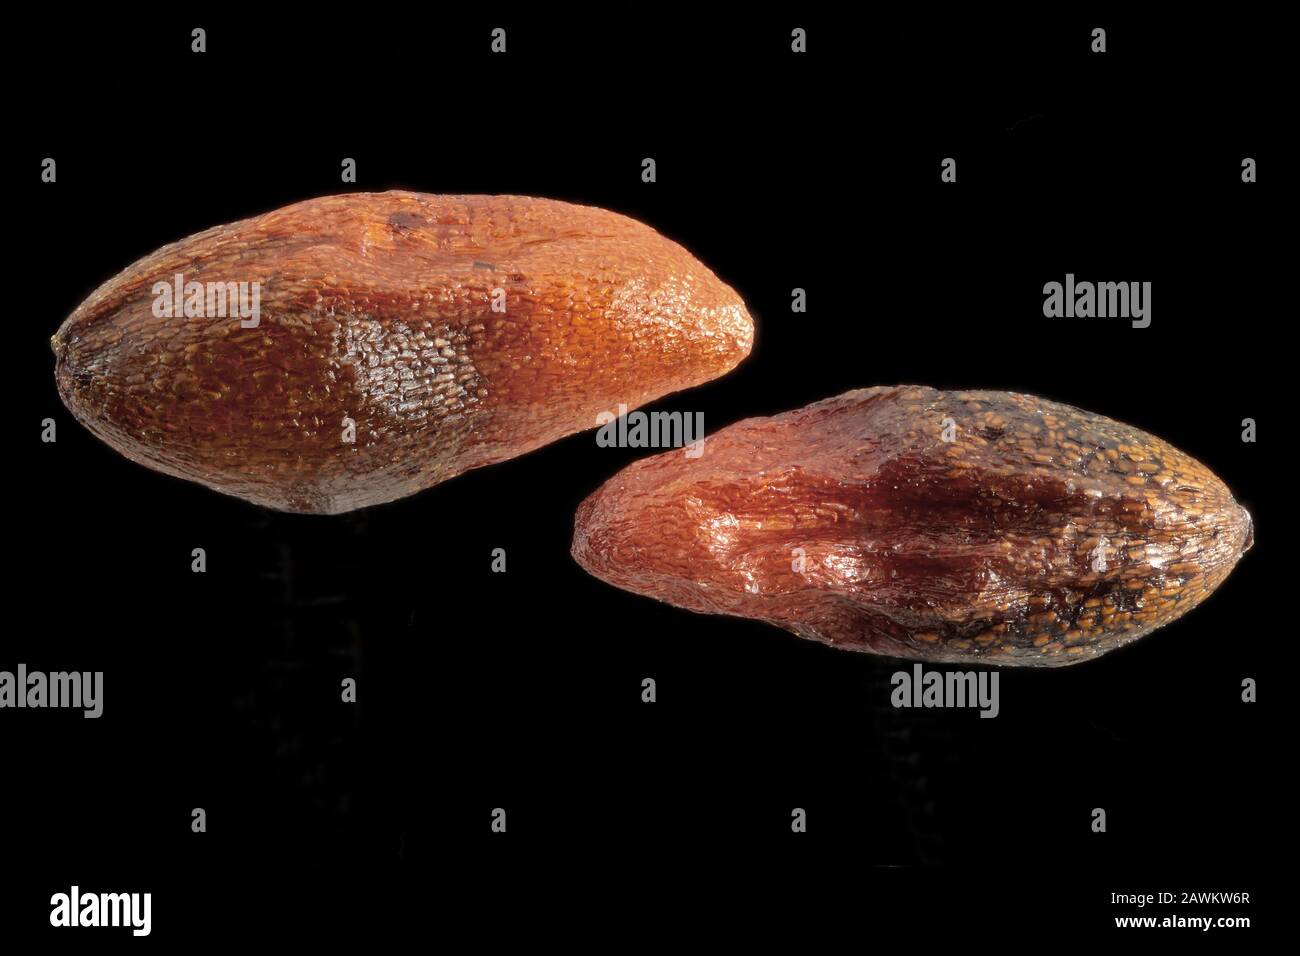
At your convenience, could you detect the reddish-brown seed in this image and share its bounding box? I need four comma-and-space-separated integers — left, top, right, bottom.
571, 386, 1253, 667
52, 192, 753, 513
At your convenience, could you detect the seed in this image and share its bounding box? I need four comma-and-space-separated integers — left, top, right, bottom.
571, 386, 1253, 667
51, 192, 753, 513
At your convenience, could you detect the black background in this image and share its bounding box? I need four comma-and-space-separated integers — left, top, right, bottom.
7, 11, 1281, 943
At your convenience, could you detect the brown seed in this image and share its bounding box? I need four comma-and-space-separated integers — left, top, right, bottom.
52, 192, 753, 513
571, 386, 1253, 667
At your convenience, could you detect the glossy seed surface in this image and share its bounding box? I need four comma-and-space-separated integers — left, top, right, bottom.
572, 386, 1252, 666
53, 192, 753, 513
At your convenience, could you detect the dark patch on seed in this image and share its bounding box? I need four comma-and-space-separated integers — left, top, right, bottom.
387, 211, 426, 232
